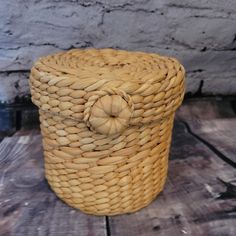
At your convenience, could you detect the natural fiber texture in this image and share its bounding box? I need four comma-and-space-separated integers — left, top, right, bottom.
29, 48, 185, 215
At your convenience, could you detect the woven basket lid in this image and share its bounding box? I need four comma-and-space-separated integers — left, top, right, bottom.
30, 48, 185, 133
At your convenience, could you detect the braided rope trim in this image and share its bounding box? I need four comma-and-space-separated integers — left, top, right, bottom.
84, 88, 134, 135
29, 49, 185, 126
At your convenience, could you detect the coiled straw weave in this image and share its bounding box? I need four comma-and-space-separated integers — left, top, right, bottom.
29, 48, 185, 215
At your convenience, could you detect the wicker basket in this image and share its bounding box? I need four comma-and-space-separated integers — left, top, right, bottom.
29, 48, 185, 216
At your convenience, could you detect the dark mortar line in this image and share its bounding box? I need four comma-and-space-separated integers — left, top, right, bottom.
194, 80, 204, 97
15, 110, 22, 131
167, 3, 211, 10
0, 46, 22, 50
189, 14, 235, 20
105, 216, 111, 236
230, 100, 236, 114
188, 69, 205, 73
232, 34, 236, 43
28, 42, 62, 49
183, 95, 236, 104
181, 120, 236, 169
108, 8, 161, 14
212, 48, 236, 52
0, 70, 30, 74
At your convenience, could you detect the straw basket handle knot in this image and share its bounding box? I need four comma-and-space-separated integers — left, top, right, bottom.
84, 88, 134, 136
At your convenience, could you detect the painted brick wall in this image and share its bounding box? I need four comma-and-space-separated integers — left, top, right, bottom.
1, 0, 236, 102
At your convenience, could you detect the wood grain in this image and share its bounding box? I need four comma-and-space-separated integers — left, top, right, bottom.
0, 133, 106, 236
108, 122, 236, 236
188, 119, 236, 163
1, 103, 236, 235
177, 99, 236, 164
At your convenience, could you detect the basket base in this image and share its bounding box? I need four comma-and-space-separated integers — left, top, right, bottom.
47, 177, 167, 216
72, 191, 164, 216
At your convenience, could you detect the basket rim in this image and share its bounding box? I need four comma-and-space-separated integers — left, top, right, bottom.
29, 48, 185, 125
33, 48, 185, 85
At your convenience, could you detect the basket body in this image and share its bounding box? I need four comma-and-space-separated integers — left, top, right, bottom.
30, 49, 185, 215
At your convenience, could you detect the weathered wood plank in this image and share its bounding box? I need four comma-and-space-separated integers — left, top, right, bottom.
1, 101, 236, 236
176, 98, 236, 121
0, 133, 106, 236
108, 122, 236, 236
188, 119, 236, 164
177, 99, 236, 164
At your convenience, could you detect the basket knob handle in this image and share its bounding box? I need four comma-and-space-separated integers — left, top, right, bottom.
84, 89, 133, 136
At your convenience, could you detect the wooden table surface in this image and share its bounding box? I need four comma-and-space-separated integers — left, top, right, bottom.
0, 99, 236, 236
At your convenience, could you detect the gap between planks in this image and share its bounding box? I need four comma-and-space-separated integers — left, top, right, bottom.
180, 120, 236, 168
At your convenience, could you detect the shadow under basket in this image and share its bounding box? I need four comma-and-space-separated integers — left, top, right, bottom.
29, 48, 185, 216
